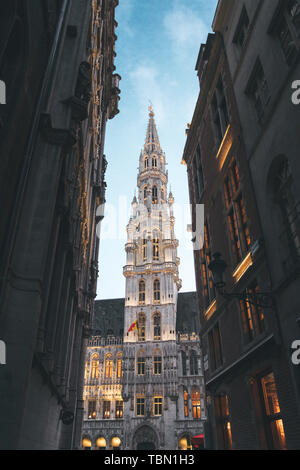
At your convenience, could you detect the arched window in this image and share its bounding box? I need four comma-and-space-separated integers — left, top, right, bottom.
192, 388, 201, 419
153, 351, 162, 375
181, 351, 187, 376
139, 280, 146, 305
144, 156, 149, 169
144, 186, 148, 200
190, 350, 198, 375
184, 389, 189, 417
153, 279, 160, 303
178, 436, 192, 451
137, 351, 146, 375
82, 437, 92, 450
138, 313, 146, 341
152, 155, 158, 168
91, 353, 99, 379
96, 437, 106, 449
153, 312, 161, 340
271, 157, 300, 257
105, 354, 113, 378
142, 233, 147, 262
152, 230, 159, 260
111, 437, 121, 450
117, 353, 122, 378
152, 186, 158, 204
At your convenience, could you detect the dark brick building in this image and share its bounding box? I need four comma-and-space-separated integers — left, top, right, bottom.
0, 0, 120, 449
182, 0, 300, 450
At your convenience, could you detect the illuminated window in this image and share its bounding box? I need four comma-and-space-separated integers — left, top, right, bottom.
91, 354, 99, 379
82, 438, 92, 450
137, 354, 145, 375
200, 222, 215, 310
139, 280, 146, 305
240, 281, 265, 343
96, 437, 106, 449
153, 312, 161, 340
153, 354, 162, 375
111, 437, 121, 449
88, 400, 96, 420
190, 350, 198, 375
152, 186, 158, 204
152, 230, 159, 260
153, 279, 160, 304
178, 436, 192, 451
259, 372, 286, 450
116, 401, 123, 419
224, 160, 251, 266
136, 396, 145, 416
208, 324, 223, 372
184, 389, 189, 418
105, 355, 113, 378
142, 234, 147, 262
138, 313, 146, 341
103, 401, 110, 419
192, 388, 201, 419
153, 396, 163, 416
215, 394, 232, 450
117, 355, 122, 378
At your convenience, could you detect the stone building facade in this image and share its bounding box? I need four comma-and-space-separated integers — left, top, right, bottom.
81, 110, 206, 450
182, 0, 300, 450
0, 0, 120, 449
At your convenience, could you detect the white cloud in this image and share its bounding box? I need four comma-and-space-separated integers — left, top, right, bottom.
129, 64, 167, 124
163, 2, 209, 62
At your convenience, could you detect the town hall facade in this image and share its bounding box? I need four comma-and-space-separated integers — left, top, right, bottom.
81, 109, 206, 450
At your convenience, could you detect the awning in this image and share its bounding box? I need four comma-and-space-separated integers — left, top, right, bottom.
191, 434, 204, 448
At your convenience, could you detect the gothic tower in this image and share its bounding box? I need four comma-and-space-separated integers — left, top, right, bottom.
122, 107, 183, 450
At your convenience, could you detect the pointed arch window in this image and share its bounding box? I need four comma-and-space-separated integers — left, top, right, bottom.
152, 230, 160, 260
105, 354, 113, 378
139, 280, 145, 305
184, 389, 189, 417
138, 312, 146, 341
192, 388, 201, 419
137, 351, 146, 375
142, 233, 147, 262
152, 155, 158, 168
144, 156, 149, 169
153, 279, 160, 304
190, 350, 198, 375
153, 312, 161, 340
152, 186, 158, 204
91, 353, 99, 379
153, 351, 162, 375
181, 351, 187, 376
117, 353, 123, 378
144, 186, 148, 201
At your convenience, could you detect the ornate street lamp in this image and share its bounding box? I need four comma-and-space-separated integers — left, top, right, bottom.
208, 252, 274, 309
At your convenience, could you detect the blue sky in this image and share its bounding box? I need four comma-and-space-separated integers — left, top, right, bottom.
97, 0, 218, 300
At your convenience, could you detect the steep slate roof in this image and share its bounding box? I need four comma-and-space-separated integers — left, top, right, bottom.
93, 292, 200, 337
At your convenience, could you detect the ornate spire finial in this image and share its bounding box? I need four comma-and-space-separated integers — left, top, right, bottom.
148, 101, 154, 118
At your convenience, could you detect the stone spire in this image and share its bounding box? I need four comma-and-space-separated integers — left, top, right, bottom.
144, 105, 161, 153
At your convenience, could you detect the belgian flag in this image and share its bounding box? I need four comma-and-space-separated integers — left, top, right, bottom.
128, 319, 138, 333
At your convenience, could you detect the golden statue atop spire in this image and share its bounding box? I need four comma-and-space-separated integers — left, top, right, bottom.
148, 102, 155, 117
